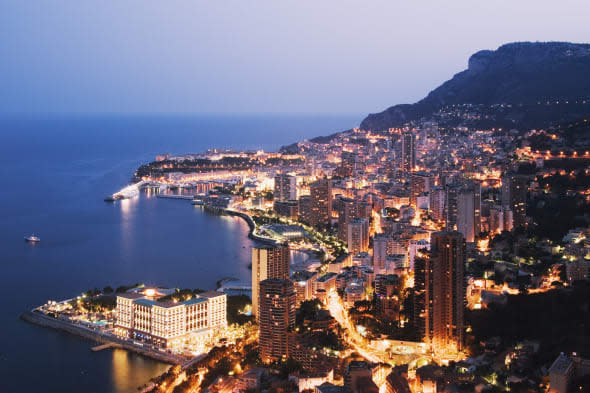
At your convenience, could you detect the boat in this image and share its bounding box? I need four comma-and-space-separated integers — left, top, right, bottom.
104, 196, 116, 202
24, 234, 40, 243
191, 199, 204, 206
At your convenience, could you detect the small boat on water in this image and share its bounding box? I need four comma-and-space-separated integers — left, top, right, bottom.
25, 234, 40, 243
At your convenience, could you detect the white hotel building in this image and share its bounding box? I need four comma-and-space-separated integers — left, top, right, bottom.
114, 288, 226, 349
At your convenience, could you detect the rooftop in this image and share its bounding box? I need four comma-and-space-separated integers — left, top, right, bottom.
548, 353, 574, 375
316, 272, 337, 282
316, 382, 349, 393
117, 288, 223, 308
117, 292, 144, 300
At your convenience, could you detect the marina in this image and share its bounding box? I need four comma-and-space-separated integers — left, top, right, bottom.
106, 181, 203, 202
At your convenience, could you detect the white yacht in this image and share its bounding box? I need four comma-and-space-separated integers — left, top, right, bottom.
24, 234, 40, 243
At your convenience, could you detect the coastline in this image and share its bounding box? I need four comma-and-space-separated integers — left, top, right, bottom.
1, 114, 360, 393
18, 203, 256, 378
20, 311, 185, 365
203, 205, 278, 245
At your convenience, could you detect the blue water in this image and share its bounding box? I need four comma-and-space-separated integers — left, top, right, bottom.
0, 114, 359, 393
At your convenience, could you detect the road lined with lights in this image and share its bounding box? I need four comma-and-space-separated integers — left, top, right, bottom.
326, 289, 382, 363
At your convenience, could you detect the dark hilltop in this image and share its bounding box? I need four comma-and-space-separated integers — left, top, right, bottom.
360, 41, 590, 131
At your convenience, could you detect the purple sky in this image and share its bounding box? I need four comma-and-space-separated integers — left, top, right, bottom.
1, 1, 588, 115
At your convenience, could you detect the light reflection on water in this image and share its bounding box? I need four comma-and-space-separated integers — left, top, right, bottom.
111, 348, 169, 393
0, 114, 360, 393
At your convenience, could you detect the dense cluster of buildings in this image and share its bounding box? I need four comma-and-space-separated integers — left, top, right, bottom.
138, 114, 590, 392
244, 125, 484, 365
206, 122, 536, 390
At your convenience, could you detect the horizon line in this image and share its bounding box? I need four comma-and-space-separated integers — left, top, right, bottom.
0, 111, 366, 118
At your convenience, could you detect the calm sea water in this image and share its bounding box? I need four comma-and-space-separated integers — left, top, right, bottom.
0, 114, 359, 393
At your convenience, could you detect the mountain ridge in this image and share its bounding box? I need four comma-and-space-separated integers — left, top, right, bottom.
360, 41, 590, 131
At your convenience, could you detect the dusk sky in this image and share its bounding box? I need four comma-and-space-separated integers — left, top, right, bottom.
1, 1, 588, 115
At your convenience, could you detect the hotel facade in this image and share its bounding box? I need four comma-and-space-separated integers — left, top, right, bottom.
114, 289, 227, 349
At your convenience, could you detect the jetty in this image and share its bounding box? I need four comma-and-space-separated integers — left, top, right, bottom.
91, 342, 120, 352
156, 194, 194, 200
20, 311, 186, 364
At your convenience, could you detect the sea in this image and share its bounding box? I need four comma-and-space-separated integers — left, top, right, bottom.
0, 114, 360, 393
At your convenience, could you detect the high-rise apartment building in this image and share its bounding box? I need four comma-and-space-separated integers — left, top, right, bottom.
347, 218, 369, 255
429, 186, 446, 223
425, 232, 466, 356
298, 195, 313, 225
309, 178, 332, 228
292, 270, 317, 306
338, 197, 357, 242
252, 245, 290, 320
457, 190, 475, 243
258, 279, 296, 363
373, 234, 389, 270
274, 174, 297, 202
274, 200, 299, 219
444, 184, 460, 231
472, 180, 482, 236
501, 174, 528, 228
400, 131, 416, 172
413, 255, 428, 341
411, 172, 432, 207
489, 205, 513, 234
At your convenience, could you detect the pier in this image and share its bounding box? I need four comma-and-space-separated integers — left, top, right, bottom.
156, 194, 194, 200
20, 311, 186, 364
91, 342, 120, 352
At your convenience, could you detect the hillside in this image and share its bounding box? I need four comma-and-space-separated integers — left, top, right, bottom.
360, 42, 590, 131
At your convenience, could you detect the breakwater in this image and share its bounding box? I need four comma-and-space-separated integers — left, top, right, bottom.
156, 194, 194, 200
20, 311, 185, 365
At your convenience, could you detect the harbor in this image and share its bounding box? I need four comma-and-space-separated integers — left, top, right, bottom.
0, 113, 354, 393
105, 180, 159, 201
107, 178, 288, 247
105, 181, 205, 202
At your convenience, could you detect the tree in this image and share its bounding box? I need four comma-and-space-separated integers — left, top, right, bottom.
557, 264, 567, 282
227, 295, 253, 325
278, 358, 301, 379
297, 299, 322, 324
